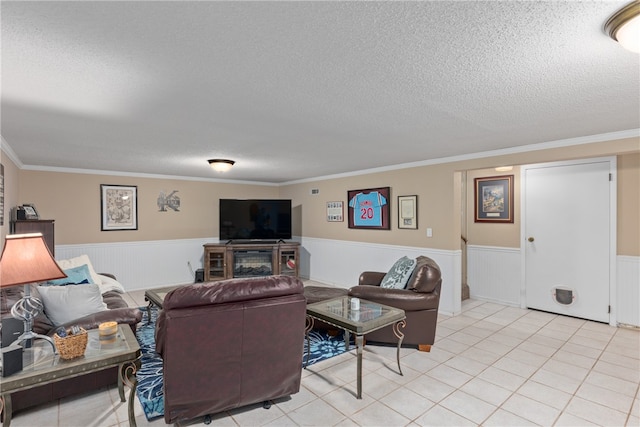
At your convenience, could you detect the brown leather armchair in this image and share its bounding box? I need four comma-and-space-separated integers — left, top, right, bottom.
348, 256, 441, 352
155, 275, 306, 424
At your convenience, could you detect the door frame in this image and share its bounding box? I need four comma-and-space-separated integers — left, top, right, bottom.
520, 156, 617, 326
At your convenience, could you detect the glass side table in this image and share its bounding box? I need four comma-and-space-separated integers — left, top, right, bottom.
0, 326, 141, 427
305, 296, 406, 399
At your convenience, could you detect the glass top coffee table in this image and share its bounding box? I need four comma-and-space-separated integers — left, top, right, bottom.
305, 296, 406, 399
0, 326, 140, 427
144, 283, 196, 322
144, 285, 182, 315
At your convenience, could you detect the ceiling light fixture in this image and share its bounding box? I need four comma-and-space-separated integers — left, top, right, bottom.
605, 0, 640, 53
208, 159, 235, 172
495, 166, 513, 172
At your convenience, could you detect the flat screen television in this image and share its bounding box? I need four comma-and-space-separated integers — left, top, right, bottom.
219, 199, 292, 242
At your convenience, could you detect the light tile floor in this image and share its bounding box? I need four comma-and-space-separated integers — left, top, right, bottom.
6, 287, 640, 427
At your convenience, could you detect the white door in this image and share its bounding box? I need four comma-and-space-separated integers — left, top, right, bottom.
523, 159, 614, 323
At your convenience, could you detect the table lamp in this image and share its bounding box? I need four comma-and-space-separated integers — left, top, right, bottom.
0, 233, 67, 353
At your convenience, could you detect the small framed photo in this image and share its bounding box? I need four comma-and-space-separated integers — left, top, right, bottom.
398, 195, 417, 229
101, 185, 138, 231
23, 204, 39, 220
474, 175, 514, 223
326, 201, 344, 222
347, 186, 390, 230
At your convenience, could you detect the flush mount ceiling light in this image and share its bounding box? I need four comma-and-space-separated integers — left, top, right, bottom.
495, 166, 513, 172
605, 0, 640, 53
208, 159, 235, 172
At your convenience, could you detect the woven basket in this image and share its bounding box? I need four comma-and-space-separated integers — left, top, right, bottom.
54, 328, 88, 360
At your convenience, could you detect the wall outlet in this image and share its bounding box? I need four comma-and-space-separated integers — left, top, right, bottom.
426, 228, 433, 237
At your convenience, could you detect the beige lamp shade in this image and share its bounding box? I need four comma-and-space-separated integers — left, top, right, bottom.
0, 233, 66, 287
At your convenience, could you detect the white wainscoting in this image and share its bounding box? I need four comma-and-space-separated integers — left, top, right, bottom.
55, 238, 637, 326
617, 256, 640, 327
298, 237, 462, 316
57, 236, 462, 317
468, 245, 639, 327
56, 238, 213, 291
467, 245, 521, 306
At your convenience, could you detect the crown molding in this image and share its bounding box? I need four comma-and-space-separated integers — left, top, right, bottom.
0, 136, 24, 168
4, 129, 638, 186
282, 129, 640, 185
20, 164, 279, 187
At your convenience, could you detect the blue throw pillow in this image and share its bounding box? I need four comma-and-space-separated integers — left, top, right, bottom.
46, 264, 94, 286
380, 256, 417, 289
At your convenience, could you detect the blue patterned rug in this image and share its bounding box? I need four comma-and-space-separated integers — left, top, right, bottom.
135, 307, 164, 420
135, 307, 353, 421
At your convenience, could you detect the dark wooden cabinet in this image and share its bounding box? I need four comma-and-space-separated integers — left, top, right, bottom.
11, 220, 55, 256
203, 242, 300, 282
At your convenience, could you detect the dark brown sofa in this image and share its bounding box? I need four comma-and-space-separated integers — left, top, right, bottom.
0, 274, 142, 414
155, 275, 306, 425
348, 256, 442, 351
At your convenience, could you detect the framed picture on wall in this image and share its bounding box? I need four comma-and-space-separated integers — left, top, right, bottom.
474, 175, 514, 223
101, 184, 138, 231
398, 195, 417, 229
326, 201, 344, 222
347, 186, 390, 230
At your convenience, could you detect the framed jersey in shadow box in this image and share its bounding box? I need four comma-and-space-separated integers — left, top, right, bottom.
347, 186, 390, 230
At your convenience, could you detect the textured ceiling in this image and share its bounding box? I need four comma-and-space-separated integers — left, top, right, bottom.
2, 1, 639, 183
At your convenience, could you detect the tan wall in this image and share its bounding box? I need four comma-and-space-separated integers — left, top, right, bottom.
458, 144, 639, 254
282, 137, 640, 256
618, 152, 640, 255
9, 136, 640, 255
0, 152, 20, 242
282, 163, 459, 250
18, 171, 278, 244
464, 154, 639, 251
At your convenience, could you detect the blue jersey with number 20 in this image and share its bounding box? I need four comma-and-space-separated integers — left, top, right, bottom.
349, 191, 387, 227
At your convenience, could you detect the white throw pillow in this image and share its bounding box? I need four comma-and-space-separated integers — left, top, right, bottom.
380, 256, 417, 289
96, 274, 126, 294
56, 255, 103, 285
38, 284, 108, 326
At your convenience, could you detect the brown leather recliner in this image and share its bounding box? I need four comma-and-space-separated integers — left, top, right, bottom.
348, 256, 441, 352
155, 275, 306, 424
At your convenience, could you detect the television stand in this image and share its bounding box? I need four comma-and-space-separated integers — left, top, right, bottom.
203, 241, 300, 281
